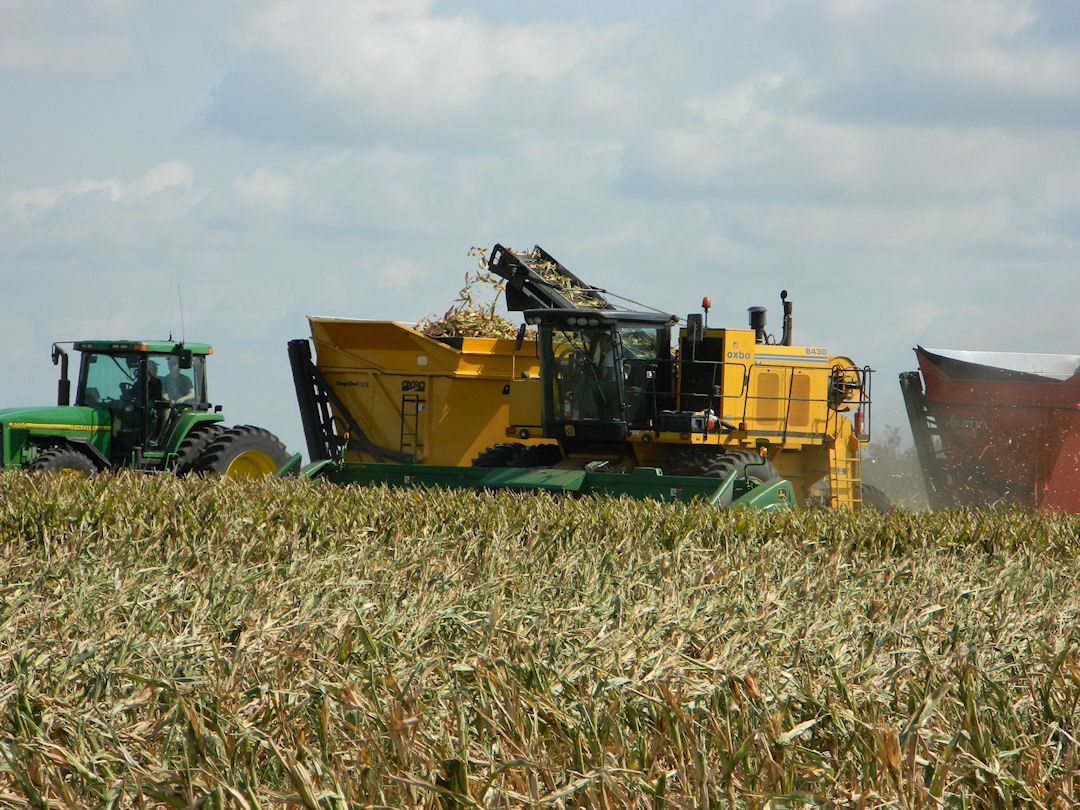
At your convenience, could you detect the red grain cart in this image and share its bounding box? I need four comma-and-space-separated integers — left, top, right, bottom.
901, 346, 1080, 511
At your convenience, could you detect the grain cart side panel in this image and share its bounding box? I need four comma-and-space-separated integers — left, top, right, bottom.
909, 346, 1080, 511
308, 317, 547, 466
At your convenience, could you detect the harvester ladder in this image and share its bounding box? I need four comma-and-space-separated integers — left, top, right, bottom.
829, 437, 863, 508
400, 393, 423, 462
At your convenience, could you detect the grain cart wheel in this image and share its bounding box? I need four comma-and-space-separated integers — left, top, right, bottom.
174, 423, 226, 475
193, 425, 290, 478
28, 448, 97, 476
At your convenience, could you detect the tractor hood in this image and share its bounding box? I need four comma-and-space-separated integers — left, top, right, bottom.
0, 405, 110, 430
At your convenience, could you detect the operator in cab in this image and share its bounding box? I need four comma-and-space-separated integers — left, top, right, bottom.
163, 355, 195, 403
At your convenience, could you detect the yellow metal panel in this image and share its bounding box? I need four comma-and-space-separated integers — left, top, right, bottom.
753, 369, 782, 425
789, 373, 811, 427
509, 377, 543, 430
309, 317, 543, 467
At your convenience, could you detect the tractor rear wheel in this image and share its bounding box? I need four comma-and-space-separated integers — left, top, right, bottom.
192, 425, 290, 478
28, 448, 97, 476
174, 424, 226, 475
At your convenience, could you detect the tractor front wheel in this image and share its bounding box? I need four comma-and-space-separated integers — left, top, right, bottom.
28, 448, 97, 476
193, 426, 291, 478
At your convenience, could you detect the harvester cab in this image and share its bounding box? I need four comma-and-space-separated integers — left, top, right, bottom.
1, 340, 290, 476
524, 308, 676, 446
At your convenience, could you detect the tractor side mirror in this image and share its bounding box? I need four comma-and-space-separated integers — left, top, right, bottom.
52, 344, 70, 406
177, 348, 193, 369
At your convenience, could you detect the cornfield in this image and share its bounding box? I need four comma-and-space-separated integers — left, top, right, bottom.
1, 472, 1079, 808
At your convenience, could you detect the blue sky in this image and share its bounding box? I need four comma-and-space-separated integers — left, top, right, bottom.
3, 0, 1078, 457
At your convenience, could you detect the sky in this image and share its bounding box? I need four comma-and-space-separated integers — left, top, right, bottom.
3, 0, 1079, 459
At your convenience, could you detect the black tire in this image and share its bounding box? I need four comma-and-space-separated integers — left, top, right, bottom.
473, 442, 562, 468
515, 444, 563, 467
191, 425, 290, 478
661, 447, 734, 478
472, 443, 529, 467
174, 423, 226, 475
28, 448, 97, 476
860, 482, 893, 512
662, 448, 780, 506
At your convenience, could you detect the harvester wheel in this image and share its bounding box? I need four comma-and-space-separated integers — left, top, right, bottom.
472, 443, 529, 467
192, 425, 291, 478
28, 448, 97, 476
663, 448, 780, 506
860, 483, 893, 512
174, 424, 226, 474
661, 447, 725, 477
515, 444, 563, 467
715, 450, 781, 484
662, 447, 779, 480
473, 443, 562, 468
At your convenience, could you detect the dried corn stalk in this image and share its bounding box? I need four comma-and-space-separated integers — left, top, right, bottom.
523, 247, 607, 309
418, 246, 525, 339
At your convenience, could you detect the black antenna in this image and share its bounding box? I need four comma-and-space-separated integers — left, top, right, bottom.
178, 285, 186, 344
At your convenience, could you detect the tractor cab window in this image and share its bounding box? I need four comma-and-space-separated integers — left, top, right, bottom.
153, 353, 207, 407
77, 352, 143, 407
77, 351, 208, 410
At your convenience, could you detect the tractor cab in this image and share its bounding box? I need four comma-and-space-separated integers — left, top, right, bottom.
71, 340, 212, 457
526, 309, 675, 447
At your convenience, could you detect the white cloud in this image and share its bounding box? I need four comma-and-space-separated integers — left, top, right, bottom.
374, 257, 431, 293
212, 0, 643, 143
0, 0, 139, 76
687, 73, 788, 128
8, 162, 196, 215
133, 161, 196, 197
233, 169, 295, 213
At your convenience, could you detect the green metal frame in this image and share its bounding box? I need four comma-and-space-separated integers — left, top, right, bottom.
296, 460, 795, 510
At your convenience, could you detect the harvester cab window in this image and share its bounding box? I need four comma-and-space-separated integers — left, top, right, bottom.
546, 324, 667, 424
617, 324, 667, 425
548, 326, 617, 422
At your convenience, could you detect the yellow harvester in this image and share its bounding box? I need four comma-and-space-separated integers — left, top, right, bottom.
289, 244, 875, 507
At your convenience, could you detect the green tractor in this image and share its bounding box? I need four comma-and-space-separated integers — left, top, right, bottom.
0, 339, 291, 477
